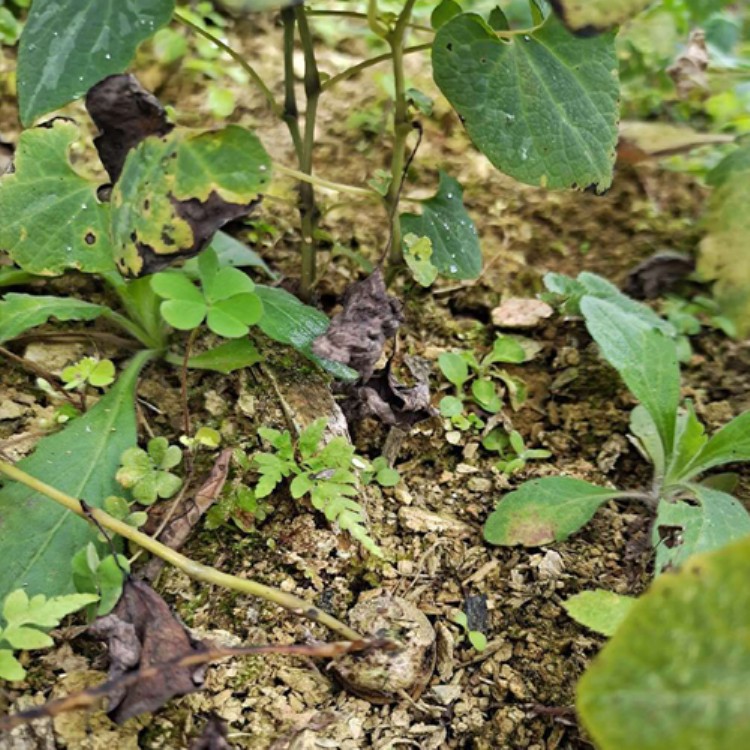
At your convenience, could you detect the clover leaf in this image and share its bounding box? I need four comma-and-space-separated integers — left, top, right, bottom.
151, 247, 263, 338
115, 437, 183, 505
61, 357, 115, 390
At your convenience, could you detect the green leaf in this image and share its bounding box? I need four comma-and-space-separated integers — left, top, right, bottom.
581, 297, 680, 458
487, 6, 510, 30
679, 411, 750, 481
206, 294, 263, 338
439, 352, 470, 388
402, 233, 439, 287
468, 630, 488, 652
549, 0, 652, 33
0, 294, 108, 344
563, 590, 636, 636
178, 339, 263, 374
112, 125, 271, 276
17, 0, 175, 125
439, 395, 464, 417
484, 335, 527, 365
399, 172, 482, 280
254, 285, 358, 381
375, 466, 400, 487
0, 649, 26, 681
202, 266, 256, 303
665, 402, 708, 484
578, 536, 750, 750
290, 473, 314, 499
484, 477, 624, 546
0, 352, 151, 601
432, 0, 462, 29
205, 230, 274, 276
151, 272, 204, 304
433, 13, 618, 192
629, 405, 666, 480
299, 419, 327, 459
0, 121, 115, 275
653, 486, 750, 573
159, 299, 208, 330
2, 589, 98, 630
471, 379, 502, 413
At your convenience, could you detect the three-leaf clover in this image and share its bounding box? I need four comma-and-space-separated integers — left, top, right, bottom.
115, 437, 183, 505
151, 247, 263, 338
61, 357, 115, 390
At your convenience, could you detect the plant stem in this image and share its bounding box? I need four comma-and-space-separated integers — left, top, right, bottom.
0, 460, 362, 642
305, 9, 433, 34
281, 8, 304, 161
321, 43, 431, 92
274, 163, 376, 198
173, 8, 281, 118
384, 0, 418, 268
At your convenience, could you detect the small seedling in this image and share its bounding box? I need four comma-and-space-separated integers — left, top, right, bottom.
450, 610, 488, 653
61, 357, 116, 390
116, 437, 183, 505
482, 429, 551, 475
206, 484, 271, 533
72, 543, 131, 618
661, 294, 736, 362
180, 425, 222, 450
250, 419, 381, 556
360, 456, 401, 488
0, 589, 98, 681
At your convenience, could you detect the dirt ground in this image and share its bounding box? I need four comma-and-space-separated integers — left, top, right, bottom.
1, 11, 749, 750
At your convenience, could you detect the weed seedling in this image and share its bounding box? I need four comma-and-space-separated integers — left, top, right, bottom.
61, 357, 116, 391
116, 437, 183, 506
450, 610, 488, 653
482, 429, 551, 476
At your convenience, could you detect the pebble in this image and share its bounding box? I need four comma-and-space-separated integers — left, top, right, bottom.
491, 298, 553, 329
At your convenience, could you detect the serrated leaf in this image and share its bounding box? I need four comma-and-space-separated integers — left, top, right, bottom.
179, 339, 263, 374
399, 172, 481, 280
2, 590, 98, 629
299, 419, 327, 459
2, 625, 54, 650
549, 0, 652, 33
679, 412, 750, 480
0, 294, 109, 344
653, 486, 750, 573
0, 353, 151, 601
0, 121, 115, 275
433, 13, 618, 192
484, 477, 624, 546
112, 126, 271, 276
563, 590, 636, 636
17, 0, 175, 126
578, 536, 750, 750
581, 297, 680, 459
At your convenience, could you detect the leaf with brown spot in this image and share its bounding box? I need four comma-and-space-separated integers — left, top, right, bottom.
549, 0, 652, 34
667, 29, 710, 100
484, 477, 625, 547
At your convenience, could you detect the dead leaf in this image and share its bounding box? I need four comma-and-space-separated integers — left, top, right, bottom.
190, 715, 230, 750
88, 579, 207, 723
668, 29, 710, 100
623, 251, 695, 299
86, 74, 173, 183
312, 269, 403, 381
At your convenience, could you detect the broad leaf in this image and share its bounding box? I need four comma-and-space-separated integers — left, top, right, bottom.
170, 339, 263, 374
399, 172, 482, 280
581, 297, 680, 458
112, 125, 271, 276
0, 120, 115, 275
563, 590, 636, 636
679, 411, 750, 480
207, 230, 274, 276
698, 145, 750, 337
433, 13, 618, 192
484, 477, 624, 546
17, 0, 175, 126
549, 0, 652, 33
0, 293, 108, 344
0, 351, 152, 601
254, 285, 358, 381
653, 486, 750, 572
578, 536, 750, 750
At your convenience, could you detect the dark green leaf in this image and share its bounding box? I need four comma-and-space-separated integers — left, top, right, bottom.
170, 339, 263, 374
431, 0, 462, 29
433, 13, 618, 192
665, 402, 708, 484
487, 6, 510, 30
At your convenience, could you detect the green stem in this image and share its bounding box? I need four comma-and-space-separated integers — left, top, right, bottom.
274, 163, 376, 198
173, 8, 281, 119
0, 460, 362, 642
281, 8, 304, 161
384, 0, 418, 268
305, 9, 433, 34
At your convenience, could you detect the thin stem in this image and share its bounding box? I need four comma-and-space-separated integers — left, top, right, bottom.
281, 8, 304, 161
0, 460, 362, 641
173, 8, 282, 119
321, 43, 431, 92
306, 9, 433, 34
181, 327, 199, 438
274, 163, 376, 198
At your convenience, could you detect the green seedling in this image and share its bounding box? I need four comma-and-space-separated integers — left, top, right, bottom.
180, 425, 222, 450
151, 248, 263, 339
206, 484, 272, 534
61, 357, 116, 390
485, 272, 750, 578
450, 610, 488, 653
71, 543, 131, 618
482, 429, 551, 475
360, 456, 401, 488
0, 589, 98, 681
661, 294, 737, 362
251, 419, 381, 556
116, 437, 183, 506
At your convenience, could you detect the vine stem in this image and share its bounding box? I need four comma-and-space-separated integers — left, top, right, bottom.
173, 8, 282, 119
0, 460, 362, 642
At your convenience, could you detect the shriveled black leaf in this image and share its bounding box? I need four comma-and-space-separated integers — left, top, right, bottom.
190, 715, 231, 750
624, 251, 695, 299
312, 270, 403, 381
86, 74, 173, 183
89, 578, 206, 723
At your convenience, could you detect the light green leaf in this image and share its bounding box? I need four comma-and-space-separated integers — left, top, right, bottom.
399, 172, 482, 279
151, 272, 204, 304
581, 297, 680, 458
653, 486, 750, 573
0, 121, 114, 275
471, 379, 502, 413
629, 405, 665, 479
0, 649, 26, 681
484, 477, 624, 546
206, 294, 263, 338
439, 395, 464, 417
2, 589, 98, 629
665, 402, 708, 484
0, 294, 108, 344
578, 536, 750, 750
484, 335, 527, 365
563, 590, 636, 636
549, 0, 652, 33
402, 233, 439, 287
679, 411, 750, 481
176, 339, 263, 374
203, 267, 256, 302
299, 419, 327, 459
18, 0, 175, 125
160, 299, 208, 330
439, 352, 470, 388
0, 352, 151, 601
433, 13, 618, 192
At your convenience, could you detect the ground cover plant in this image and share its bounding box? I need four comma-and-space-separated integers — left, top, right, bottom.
0, 0, 748, 747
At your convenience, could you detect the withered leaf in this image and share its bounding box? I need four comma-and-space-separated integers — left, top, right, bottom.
86, 74, 173, 183
624, 251, 695, 300
667, 29, 710, 100
312, 270, 403, 381
89, 578, 207, 723
190, 714, 231, 750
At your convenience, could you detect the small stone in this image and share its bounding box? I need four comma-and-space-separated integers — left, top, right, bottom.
0, 400, 27, 420
446, 430, 462, 445
393, 484, 414, 505
537, 550, 565, 579
468, 477, 492, 493
455, 462, 479, 474
463, 442, 480, 460
236, 392, 255, 417
491, 298, 553, 329
399, 507, 473, 536
431, 684, 462, 705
